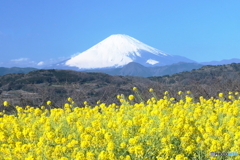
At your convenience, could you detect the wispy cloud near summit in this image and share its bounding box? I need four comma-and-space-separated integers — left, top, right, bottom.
0, 57, 69, 68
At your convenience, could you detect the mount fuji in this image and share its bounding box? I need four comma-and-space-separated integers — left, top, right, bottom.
51, 34, 195, 70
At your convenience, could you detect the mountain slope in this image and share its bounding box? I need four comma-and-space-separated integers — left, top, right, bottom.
84, 62, 203, 77
151, 62, 203, 76
53, 34, 195, 69
119, 62, 152, 77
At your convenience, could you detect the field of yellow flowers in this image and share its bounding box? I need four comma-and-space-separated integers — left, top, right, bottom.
0, 87, 240, 160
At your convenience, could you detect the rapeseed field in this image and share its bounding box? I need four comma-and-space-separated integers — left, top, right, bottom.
0, 88, 240, 160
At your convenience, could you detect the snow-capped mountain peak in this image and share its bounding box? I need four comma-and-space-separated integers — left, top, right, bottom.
61, 34, 194, 69
94, 34, 168, 57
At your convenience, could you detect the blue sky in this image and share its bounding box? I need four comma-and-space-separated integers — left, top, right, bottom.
1, 0, 240, 66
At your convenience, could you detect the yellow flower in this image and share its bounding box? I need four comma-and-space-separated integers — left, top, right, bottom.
3, 101, 9, 107
122, 130, 129, 137
134, 145, 144, 156
163, 96, 168, 100
228, 95, 234, 100
97, 100, 101, 104
67, 97, 73, 102
186, 96, 193, 103
164, 91, 169, 95
120, 142, 127, 148
61, 138, 67, 144
46, 101, 52, 105
104, 132, 113, 141
161, 137, 168, 145
98, 151, 108, 160
128, 146, 135, 154
80, 140, 90, 148
196, 136, 201, 143
186, 90, 191, 94
76, 152, 85, 159
120, 99, 125, 103
129, 137, 139, 145
64, 103, 70, 108
86, 151, 95, 160
175, 154, 187, 160
178, 91, 182, 95
107, 141, 115, 151
116, 95, 121, 99
185, 145, 195, 153
25, 154, 35, 160
149, 88, 154, 92
1, 88, 240, 159
128, 95, 135, 101
84, 101, 88, 105
125, 155, 131, 160
218, 92, 224, 98
132, 87, 137, 91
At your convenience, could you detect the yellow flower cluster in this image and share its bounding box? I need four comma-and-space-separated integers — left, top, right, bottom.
0, 91, 240, 159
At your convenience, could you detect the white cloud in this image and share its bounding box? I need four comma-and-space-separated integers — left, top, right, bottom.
44, 57, 69, 64
1, 56, 69, 68
11, 58, 29, 62
37, 61, 44, 66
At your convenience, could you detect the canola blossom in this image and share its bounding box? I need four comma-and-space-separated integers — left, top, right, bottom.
46, 101, 52, 106
0, 91, 240, 160
3, 101, 9, 107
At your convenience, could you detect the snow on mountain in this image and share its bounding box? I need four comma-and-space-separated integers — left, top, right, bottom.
53, 34, 195, 69
146, 59, 159, 65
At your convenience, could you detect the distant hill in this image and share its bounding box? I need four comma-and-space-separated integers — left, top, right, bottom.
0, 62, 202, 77
150, 62, 240, 85
201, 58, 240, 65
151, 62, 203, 76
0, 67, 38, 76
84, 62, 203, 77
1, 63, 240, 109
149, 62, 240, 97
